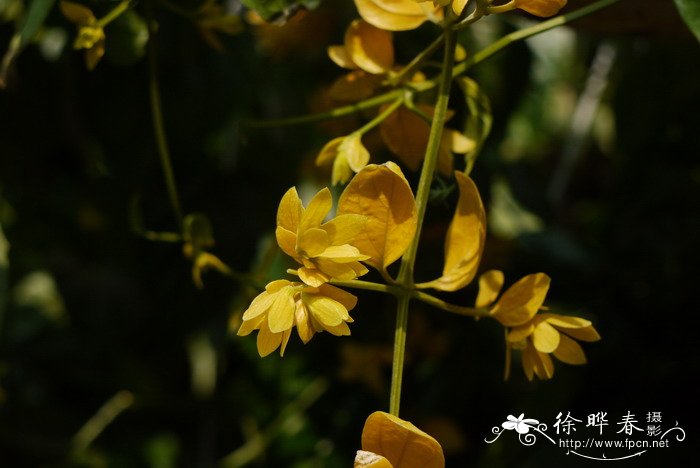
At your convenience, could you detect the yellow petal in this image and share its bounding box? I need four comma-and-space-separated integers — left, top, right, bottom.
324, 321, 352, 336
514, 0, 567, 17
265, 279, 292, 292
454, 43, 467, 62
320, 244, 368, 262
532, 320, 560, 353
275, 226, 298, 259
541, 313, 591, 329
297, 227, 330, 257
521, 344, 536, 381
295, 300, 315, 344
353, 0, 440, 31
257, 322, 283, 357
328, 45, 356, 69
316, 136, 345, 167
361, 411, 445, 468
315, 258, 368, 281
553, 334, 587, 365
237, 312, 266, 336
560, 325, 601, 342
329, 70, 383, 102
452, 0, 468, 15
337, 163, 417, 271
344, 19, 394, 74
279, 328, 293, 356
490, 273, 551, 327
298, 267, 329, 287
85, 40, 105, 71
534, 350, 554, 379
445, 128, 475, 154
416, 173, 486, 292
475, 270, 504, 308
317, 284, 358, 311
299, 188, 332, 233
322, 214, 367, 246
60, 1, 96, 24
304, 295, 346, 327
379, 105, 430, 171
355, 450, 394, 468
507, 323, 534, 342
277, 187, 303, 233
267, 287, 295, 333
241, 290, 275, 321
333, 150, 355, 186
339, 134, 371, 173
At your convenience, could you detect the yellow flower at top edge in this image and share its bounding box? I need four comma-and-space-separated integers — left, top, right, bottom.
513, 0, 567, 17
354, 0, 443, 32
60, 1, 106, 70
237, 279, 357, 357
276, 186, 370, 287
476, 270, 600, 381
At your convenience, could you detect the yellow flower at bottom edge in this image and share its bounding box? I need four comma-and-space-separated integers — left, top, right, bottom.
355, 411, 444, 468
276, 186, 370, 287
237, 280, 357, 357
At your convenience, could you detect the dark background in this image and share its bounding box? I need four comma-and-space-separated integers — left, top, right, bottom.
0, 0, 698, 466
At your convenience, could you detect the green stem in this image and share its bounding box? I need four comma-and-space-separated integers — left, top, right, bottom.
389, 294, 410, 415
387, 28, 457, 418
329, 278, 400, 295
411, 290, 488, 318
72, 391, 134, 456
397, 30, 457, 285
243, 90, 403, 129
387, 34, 445, 87
97, 0, 131, 28
354, 98, 403, 135
147, 1, 184, 228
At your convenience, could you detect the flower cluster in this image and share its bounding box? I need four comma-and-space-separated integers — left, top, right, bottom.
477, 270, 601, 380
238, 280, 357, 357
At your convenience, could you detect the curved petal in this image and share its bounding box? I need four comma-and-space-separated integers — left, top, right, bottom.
532, 320, 560, 353
277, 187, 303, 233
553, 333, 587, 365
476, 270, 505, 308
299, 188, 332, 233
344, 19, 394, 74
490, 273, 551, 327
361, 411, 445, 468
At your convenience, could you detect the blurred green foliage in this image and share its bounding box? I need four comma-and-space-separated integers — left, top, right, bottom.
0, 0, 699, 467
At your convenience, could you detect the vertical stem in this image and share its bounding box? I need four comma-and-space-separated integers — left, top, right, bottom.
389, 294, 410, 415
388, 28, 458, 417
147, 0, 184, 228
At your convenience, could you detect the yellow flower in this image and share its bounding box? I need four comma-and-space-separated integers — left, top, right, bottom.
355, 411, 445, 468
237, 280, 357, 357
514, 0, 567, 17
60, 1, 106, 70
488, 0, 568, 17
315, 134, 371, 186
354, 0, 443, 32
509, 313, 601, 380
476, 270, 600, 380
328, 19, 394, 75
276, 186, 370, 287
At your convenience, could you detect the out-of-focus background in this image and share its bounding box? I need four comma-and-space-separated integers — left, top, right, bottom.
0, 0, 698, 466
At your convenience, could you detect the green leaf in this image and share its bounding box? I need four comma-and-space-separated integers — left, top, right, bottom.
0, 0, 56, 87
675, 0, 700, 42
457, 77, 492, 175
240, 0, 320, 22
